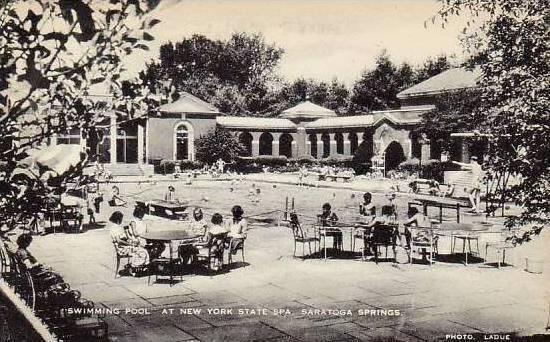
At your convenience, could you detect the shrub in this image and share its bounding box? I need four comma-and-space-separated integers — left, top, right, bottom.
179, 160, 204, 170
159, 159, 177, 174
421, 160, 461, 182
195, 129, 244, 164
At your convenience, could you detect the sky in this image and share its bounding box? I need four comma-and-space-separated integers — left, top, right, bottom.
125, 0, 467, 85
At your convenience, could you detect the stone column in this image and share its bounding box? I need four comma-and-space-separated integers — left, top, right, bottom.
296, 127, 306, 158
109, 115, 117, 164
316, 133, 324, 159
403, 138, 412, 159
329, 133, 337, 156
272, 132, 281, 157
343, 132, 351, 156
251, 132, 261, 157
461, 139, 471, 162
145, 120, 150, 163
79, 129, 87, 152
50, 134, 57, 146
421, 143, 431, 162
137, 123, 144, 164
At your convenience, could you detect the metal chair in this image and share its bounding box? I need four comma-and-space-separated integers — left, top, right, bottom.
147, 257, 177, 285
290, 214, 319, 258
195, 234, 226, 274
485, 228, 517, 268
227, 238, 246, 264
371, 224, 398, 264
409, 226, 438, 265
112, 240, 131, 279
351, 226, 371, 260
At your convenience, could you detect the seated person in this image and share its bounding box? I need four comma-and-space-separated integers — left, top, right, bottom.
109, 211, 149, 276
164, 185, 176, 202
14, 233, 40, 270
362, 205, 399, 256
109, 186, 127, 207
401, 207, 436, 253
188, 208, 209, 236
180, 213, 228, 268
228, 205, 248, 255
318, 203, 342, 251
359, 192, 376, 219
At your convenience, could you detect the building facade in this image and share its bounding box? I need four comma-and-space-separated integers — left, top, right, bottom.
51, 68, 479, 175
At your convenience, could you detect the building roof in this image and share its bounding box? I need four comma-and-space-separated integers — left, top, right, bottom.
305, 115, 374, 129
397, 67, 481, 99
158, 92, 220, 114
372, 107, 432, 125
279, 101, 337, 119
216, 116, 296, 130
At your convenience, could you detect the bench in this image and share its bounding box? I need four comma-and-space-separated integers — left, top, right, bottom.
318, 174, 353, 182
408, 199, 471, 223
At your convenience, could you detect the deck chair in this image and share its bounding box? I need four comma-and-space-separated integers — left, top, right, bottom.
371, 224, 398, 264
290, 213, 319, 258
409, 226, 438, 265
485, 228, 517, 268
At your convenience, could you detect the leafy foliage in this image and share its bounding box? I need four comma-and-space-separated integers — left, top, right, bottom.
350, 51, 453, 112
195, 129, 245, 164
0, 0, 160, 232
418, 88, 484, 151
140, 33, 284, 116
434, 0, 550, 240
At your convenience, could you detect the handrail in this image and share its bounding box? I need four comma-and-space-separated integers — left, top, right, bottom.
0, 279, 58, 342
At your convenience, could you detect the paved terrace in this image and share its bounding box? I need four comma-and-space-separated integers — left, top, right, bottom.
26, 177, 550, 342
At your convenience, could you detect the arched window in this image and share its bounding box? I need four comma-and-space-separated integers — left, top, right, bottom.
279, 133, 293, 158
309, 134, 317, 158
335, 133, 344, 155
259, 132, 273, 155
239, 132, 253, 157
174, 122, 194, 161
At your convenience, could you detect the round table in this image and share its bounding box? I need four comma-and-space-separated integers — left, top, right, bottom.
142, 230, 202, 284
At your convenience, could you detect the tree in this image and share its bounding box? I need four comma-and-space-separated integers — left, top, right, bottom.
195, 129, 245, 164
418, 88, 484, 152
434, 0, 549, 241
272, 78, 350, 115
0, 0, 160, 232
414, 55, 453, 84
140, 33, 284, 116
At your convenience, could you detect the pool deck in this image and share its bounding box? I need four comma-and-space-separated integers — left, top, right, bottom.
26, 176, 550, 342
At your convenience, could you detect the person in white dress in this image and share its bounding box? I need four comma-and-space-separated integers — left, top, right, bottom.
227, 205, 247, 255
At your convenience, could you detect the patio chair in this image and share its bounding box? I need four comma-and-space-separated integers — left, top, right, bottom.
7, 253, 36, 310
227, 238, 246, 264
112, 240, 131, 279
290, 213, 319, 258
409, 226, 438, 265
351, 226, 371, 261
485, 228, 517, 268
371, 224, 398, 264
195, 234, 226, 274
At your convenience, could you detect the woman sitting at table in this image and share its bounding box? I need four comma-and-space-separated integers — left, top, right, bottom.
178, 208, 209, 264
109, 211, 149, 276
109, 186, 127, 207
359, 192, 376, 219
401, 207, 435, 252
362, 205, 398, 256
318, 203, 342, 251
227, 205, 248, 255
190, 213, 228, 271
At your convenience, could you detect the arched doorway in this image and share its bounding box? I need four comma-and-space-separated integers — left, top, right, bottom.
279, 133, 293, 158
174, 124, 190, 160
239, 132, 253, 156
335, 133, 344, 154
384, 141, 406, 172
349, 132, 358, 155
309, 134, 317, 158
259, 132, 273, 155
174, 122, 194, 161
321, 133, 330, 158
